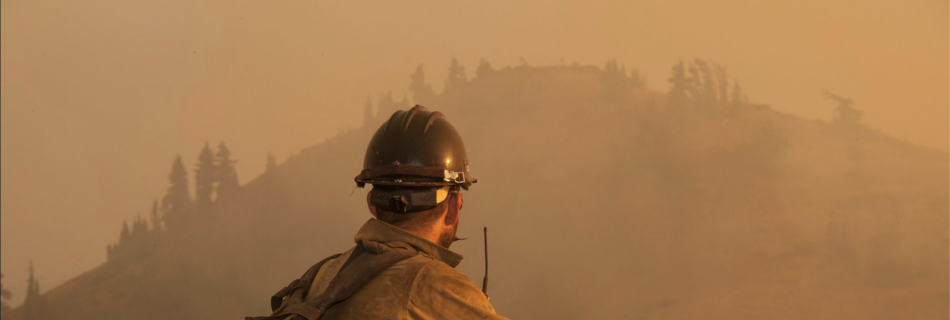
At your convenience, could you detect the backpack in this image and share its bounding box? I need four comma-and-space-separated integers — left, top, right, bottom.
246, 239, 419, 320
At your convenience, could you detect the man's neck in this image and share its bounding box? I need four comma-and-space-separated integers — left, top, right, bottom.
406, 224, 442, 247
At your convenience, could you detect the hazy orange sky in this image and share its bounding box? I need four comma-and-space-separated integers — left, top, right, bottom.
1, 0, 947, 305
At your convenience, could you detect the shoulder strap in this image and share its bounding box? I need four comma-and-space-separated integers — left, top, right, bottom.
271, 253, 341, 311
276, 239, 419, 320
246, 252, 342, 320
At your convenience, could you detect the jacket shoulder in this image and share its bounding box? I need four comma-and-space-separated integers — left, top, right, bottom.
407, 258, 504, 320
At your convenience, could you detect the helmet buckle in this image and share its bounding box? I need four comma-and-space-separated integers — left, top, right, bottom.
443, 170, 465, 183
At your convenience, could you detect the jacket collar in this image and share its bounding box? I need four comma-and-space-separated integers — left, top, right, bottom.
354, 218, 464, 268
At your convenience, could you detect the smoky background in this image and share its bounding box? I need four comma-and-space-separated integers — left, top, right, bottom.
1, 1, 947, 319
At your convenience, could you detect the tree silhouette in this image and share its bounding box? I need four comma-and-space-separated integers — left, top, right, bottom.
0, 272, 11, 319
409, 65, 436, 105
824, 89, 863, 125
476, 58, 493, 79
667, 59, 739, 116
667, 60, 689, 108
685, 60, 701, 104
149, 198, 162, 233
106, 243, 115, 262
362, 97, 375, 125
602, 59, 634, 105
195, 143, 216, 214
694, 59, 716, 111
445, 56, 467, 91
134, 215, 147, 235
731, 77, 744, 108
23, 263, 44, 320
215, 142, 239, 201
132, 215, 147, 241
375, 92, 409, 120
162, 155, 192, 232
714, 64, 729, 110
119, 220, 131, 248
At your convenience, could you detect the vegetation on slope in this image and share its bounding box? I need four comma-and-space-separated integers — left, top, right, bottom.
8, 59, 947, 320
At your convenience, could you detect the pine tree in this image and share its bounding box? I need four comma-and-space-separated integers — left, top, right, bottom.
119, 220, 131, 248
162, 155, 192, 232
23, 263, 43, 320
215, 142, 239, 201
824, 90, 862, 125
445, 56, 467, 91
694, 59, 716, 110
667, 60, 689, 108
363, 97, 375, 125
194, 143, 216, 214
475, 58, 493, 79
602, 59, 630, 105
685, 61, 703, 108
0, 272, 11, 319
150, 198, 162, 233
132, 215, 147, 239
717, 64, 729, 109
129, 215, 149, 258
409, 65, 436, 105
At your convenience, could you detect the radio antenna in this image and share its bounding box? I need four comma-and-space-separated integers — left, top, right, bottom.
482, 226, 489, 296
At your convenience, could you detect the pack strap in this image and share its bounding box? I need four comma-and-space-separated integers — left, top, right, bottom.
277, 239, 418, 320
270, 253, 341, 312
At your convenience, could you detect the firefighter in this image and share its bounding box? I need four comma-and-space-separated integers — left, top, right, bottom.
248, 105, 509, 320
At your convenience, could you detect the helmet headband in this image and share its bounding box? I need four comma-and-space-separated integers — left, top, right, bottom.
370, 186, 453, 213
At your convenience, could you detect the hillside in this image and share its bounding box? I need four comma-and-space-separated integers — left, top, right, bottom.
11, 62, 948, 320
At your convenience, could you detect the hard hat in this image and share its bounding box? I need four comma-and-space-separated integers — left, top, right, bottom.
355, 105, 476, 213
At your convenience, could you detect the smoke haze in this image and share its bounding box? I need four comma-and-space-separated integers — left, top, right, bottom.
1, 0, 947, 318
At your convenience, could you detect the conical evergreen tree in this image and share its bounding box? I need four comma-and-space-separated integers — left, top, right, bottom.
162, 155, 192, 232
715, 64, 730, 109
195, 143, 216, 214
136, 215, 145, 233
409, 65, 436, 105
731, 77, 745, 114
667, 60, 689, 108
132, 215, 147, 239
23, 262, 43, 320
119, 220, 131, 247
445, 57, 467, 91
694, 59, 716, 111
215, 142, 239, 201
475, 58, 493, 79
150, 198, 162, 233
601, 59, 631, 105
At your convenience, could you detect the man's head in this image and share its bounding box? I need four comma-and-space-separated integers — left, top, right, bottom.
354, 105, 476, 248
367, 187, 464, 248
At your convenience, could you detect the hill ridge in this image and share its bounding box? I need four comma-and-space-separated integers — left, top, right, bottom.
10, 62, 947, 320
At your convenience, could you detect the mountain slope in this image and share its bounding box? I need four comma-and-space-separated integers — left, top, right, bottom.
14, 63, 948, 320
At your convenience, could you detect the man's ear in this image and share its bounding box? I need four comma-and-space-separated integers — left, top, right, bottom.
444, 193, 460, 227
367, 190, 378, 218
